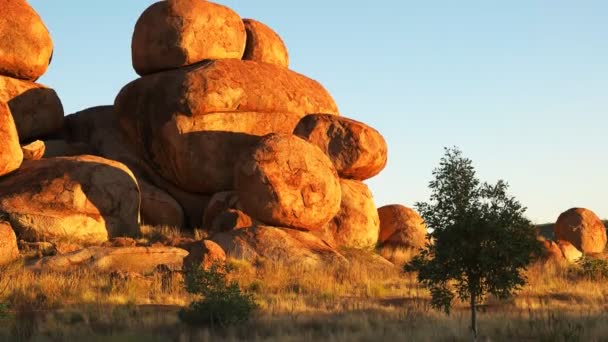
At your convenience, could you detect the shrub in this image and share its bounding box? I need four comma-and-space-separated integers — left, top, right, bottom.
179, 263, 257, 328
568, 257, 608, 280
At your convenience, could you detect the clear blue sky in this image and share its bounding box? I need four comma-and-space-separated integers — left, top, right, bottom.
29, 1, 607, 223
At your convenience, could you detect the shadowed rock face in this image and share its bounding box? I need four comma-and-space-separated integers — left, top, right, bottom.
0, 103, 23, 176
212, 225, 347, 269
321, 179, 380, 249
555, 208, 607, 254
115, 59, 339, 193
294, 114, 388, 180
0, 75, 64, 142
132, 0, 246, 75
235, 134, 342, 231
0, 155, 140, 245
0, 0, 54, 81
378, 205, 427, 249
242, 19, 289, 68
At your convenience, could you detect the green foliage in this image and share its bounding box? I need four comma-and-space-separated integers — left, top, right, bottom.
179, 263, 257, 328
568, 257, 608, 280
406, 147, 543, 316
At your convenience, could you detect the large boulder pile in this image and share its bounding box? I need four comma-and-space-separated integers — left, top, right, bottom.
0, 0, 407, 272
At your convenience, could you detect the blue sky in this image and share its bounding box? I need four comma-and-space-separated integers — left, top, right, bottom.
29, 1, 607, 223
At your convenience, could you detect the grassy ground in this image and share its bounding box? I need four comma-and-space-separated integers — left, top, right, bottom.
2, 226, 607, 341
1, 242, 608, 341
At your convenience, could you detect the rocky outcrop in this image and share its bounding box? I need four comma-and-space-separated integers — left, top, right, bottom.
28, 246, 188, 273
0, 221, 19, 265
555, 208, 607, 254
0, 155, 140, 245
242, 19, 289, 68
557, 240, 583, 263
235, 134, 341, 231
378, 205, 427, 249
0, 75, 64, 142
321, 179, 380, 248
0, 103, 23, 176
132, 0, 246, 75
294, 114, 387, 180
212, 225, 347, 268
0, 0, 53, 81
115, 60, 339, 193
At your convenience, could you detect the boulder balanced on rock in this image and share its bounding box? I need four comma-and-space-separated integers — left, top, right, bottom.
242, 19, 289, 68
294, 114, 388, 180
132, 0, 246, 76
0, 0, 54, 81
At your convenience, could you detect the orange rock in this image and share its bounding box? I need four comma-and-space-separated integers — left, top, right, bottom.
235, 134, 342, 231
210, 209, 253, 233
322, 179, 380, 248
294, 114, 388, 180
115, 60, 338, 193
0, 75, 64, 142
139, 180, 185, 229
21, 140, 45, 161
378, 205, 427, 249
0, 155, 140, 245
555, 208, 607, 254
183, 240, 227, 270
557, 240, 583, 263
539, 237, 565, 263
132, 0, 246, 75
242, 19, 289, 68
0, 103, 23, 176
0, 221, 19, 265
212, 225, 347, 268
0, 0, 53, 81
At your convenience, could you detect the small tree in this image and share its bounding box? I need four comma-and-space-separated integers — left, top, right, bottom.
406, 147, 542, 340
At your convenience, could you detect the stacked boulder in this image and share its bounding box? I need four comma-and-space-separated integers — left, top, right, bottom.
0, 0, 428, 271
0, 2, 140, 253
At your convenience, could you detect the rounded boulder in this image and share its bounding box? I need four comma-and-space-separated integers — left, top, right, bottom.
555, 208, 607, 254
323, 179, 380, 248
378, 205, 427, 249
242, 19, 289, 68
0, 155, 140, 245
294, 114, 387, 180
0, 103, 23, 176
132, 0, 246, 75
0, 0, 53, 80
235, 134, 341, 231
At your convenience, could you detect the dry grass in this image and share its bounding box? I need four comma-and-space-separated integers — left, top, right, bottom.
0, 246, 607, 341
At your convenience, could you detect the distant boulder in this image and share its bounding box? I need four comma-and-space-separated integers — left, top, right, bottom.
0, 0, 53, 81
242, 19, 289, 68
294, 114, 387, 180
132, 0, 246, 75
555, 208, 606, 254
21, 140, 45, 161
235, 134, 341, 231
378, 205, 427, 249
557, 240, 583, 263
182, 240, 227, 270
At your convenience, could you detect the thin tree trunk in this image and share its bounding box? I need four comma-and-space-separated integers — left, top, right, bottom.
470, 292, 478, 342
